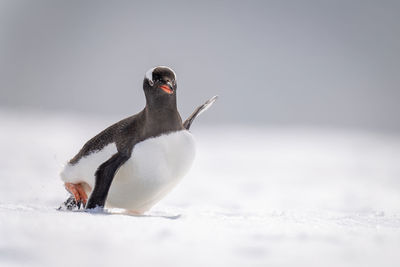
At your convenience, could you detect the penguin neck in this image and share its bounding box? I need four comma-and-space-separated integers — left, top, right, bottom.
144, 96, 183, 134
145, 95, 178, 114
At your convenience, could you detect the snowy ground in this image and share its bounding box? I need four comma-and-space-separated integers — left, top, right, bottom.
1, 109, 400, 267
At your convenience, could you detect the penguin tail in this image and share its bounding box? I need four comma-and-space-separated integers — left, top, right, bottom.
183, 95, 218, 130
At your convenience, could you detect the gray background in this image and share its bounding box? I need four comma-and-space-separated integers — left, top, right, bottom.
1, 0, 399, 131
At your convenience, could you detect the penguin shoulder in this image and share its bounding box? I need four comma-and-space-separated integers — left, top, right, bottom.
69, 111, 145, 164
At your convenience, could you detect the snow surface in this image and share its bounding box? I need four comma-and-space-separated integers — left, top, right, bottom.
1, 109, 400, 267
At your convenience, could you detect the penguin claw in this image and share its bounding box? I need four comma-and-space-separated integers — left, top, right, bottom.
64, 182, 88, 207
59, 182, 89, 211
76, 200, 84, 209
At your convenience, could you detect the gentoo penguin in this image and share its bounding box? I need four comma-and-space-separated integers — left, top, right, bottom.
59, 66, 217, 213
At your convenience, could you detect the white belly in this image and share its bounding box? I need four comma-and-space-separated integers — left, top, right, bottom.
60, 130, 196, 213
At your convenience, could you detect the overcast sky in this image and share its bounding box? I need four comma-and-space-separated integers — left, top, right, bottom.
0, 0, 399, 131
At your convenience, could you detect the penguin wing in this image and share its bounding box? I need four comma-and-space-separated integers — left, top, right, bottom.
86, 151, 131, 209
183, 95, 218, 130
84, 115, 142, 209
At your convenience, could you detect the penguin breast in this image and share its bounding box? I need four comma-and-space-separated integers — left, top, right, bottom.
106, 130, 196, 212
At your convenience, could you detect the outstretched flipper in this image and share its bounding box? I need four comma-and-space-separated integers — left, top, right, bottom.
183, 95, 218, 130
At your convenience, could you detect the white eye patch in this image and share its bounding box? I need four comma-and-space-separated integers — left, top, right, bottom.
145, 67, 156, 86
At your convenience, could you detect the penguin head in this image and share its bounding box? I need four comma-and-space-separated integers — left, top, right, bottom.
143, 66, 177, 98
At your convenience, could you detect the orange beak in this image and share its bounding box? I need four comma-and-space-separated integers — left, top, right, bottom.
160, 85, 173, 94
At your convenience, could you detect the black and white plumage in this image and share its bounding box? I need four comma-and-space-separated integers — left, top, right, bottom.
60, 66, 217, 213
